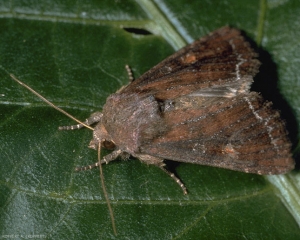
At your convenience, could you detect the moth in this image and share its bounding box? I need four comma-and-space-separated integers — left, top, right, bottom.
72, 26, 293, 193
11, 26, 294, 232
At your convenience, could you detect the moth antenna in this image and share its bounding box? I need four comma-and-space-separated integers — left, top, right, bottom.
10, 74, 94, 131
97, 142, 117, 235
125, 65, 134, 82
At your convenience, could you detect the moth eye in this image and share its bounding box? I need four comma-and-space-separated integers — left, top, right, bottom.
102, 140, 116, 150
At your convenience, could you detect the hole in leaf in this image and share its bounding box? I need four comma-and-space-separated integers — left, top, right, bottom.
123, 28, 152, 35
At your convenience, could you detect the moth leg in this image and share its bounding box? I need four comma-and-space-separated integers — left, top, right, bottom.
159, 165, 188, 195
75, 149, 122, 171
137, 154, 188, 195
59, 112, 103, 130
125, 65, 134, 82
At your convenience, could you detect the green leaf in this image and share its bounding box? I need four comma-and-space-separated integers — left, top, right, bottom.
1, 0, 300, 239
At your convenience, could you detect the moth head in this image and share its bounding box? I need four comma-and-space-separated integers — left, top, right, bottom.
88, 122, 116, 150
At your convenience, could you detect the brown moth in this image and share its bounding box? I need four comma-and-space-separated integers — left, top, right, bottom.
74, 26, 294, 190
11, 26, 294, 233
13, 26, 294, 191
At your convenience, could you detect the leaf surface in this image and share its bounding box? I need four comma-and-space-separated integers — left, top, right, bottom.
0, 0, 300, 239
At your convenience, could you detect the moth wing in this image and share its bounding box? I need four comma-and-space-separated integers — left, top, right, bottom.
139, 93, 294, 174
121, 26, 260, 100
